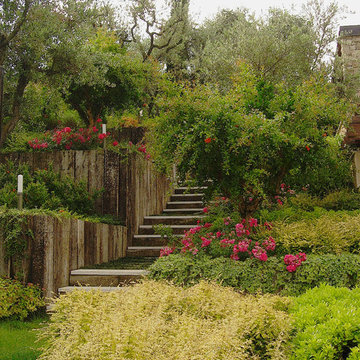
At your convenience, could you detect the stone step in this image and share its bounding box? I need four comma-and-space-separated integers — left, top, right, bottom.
138, 224, 198, 235
58, 286, 126, 295
70, 269, 148, 287
163, 208, 204, 214
174, 187, 207, 194
133, 234, 182, 246
127, 246, 163, 257
170, 193, 204, 202
143, 215, 205, 225
166, 201, 204, 209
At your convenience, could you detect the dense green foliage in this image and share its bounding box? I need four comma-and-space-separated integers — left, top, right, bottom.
0, 161, 101, 215
40, 281, 292, 359
148, 66, 353, 215
148, 254, 360, 296
0, 277, 45, 320
290, 285, 360, 359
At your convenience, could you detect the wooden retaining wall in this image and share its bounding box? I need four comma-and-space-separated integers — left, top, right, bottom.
0, 149, 173, 227
126, 153, 173, 245
0, 215, 127, 298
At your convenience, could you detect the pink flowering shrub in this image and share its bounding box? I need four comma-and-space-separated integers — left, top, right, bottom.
174, 216, 276, 263
28, 119, 111, 150
27, 119, 151, 160
160, 198, 306, 272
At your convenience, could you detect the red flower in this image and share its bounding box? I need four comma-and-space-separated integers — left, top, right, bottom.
96, 118, 102, 123
92, 126, 98, 132
205, 137, 212, 143
63, 127, 71, 133
306, 145, 310, 151
203, 207, 209, 213
113, 141, 119, 146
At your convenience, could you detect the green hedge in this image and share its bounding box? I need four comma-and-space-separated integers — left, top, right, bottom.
290, 285, 360, 359
148, 254, 360, 296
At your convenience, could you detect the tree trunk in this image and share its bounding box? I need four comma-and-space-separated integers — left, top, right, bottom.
0, 70, 29, 148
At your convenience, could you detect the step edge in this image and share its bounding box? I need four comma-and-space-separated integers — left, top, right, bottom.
71, 269, 149, 276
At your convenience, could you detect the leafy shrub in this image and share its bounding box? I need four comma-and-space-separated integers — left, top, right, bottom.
0, 161, 101, 215
149, 64, 353, 216
40, 281, 292, 359
284, 190, 360, 212
261, 213, 360, 255
290, 285, 360, 359
148, 254, 360, 296
0, 277, 45, 320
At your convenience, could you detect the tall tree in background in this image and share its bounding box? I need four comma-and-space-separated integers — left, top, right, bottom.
0, 0, 115, 146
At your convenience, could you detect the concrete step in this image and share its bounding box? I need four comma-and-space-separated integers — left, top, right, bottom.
143, 215, 205, 225
58, 286, 126, 295
174, 187, 207, 194
163, 208, 204, 214
170, 193, 204, 202
127, 246, 163, 257
133, 234, 182, 246
166, 201, 204, 209
138, 224, 198, 235
70, 269, 148, 286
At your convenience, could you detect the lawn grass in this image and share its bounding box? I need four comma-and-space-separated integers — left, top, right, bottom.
0, 313, 48, 360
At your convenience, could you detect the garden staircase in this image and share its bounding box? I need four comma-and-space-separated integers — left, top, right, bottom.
58, 186, 206, 294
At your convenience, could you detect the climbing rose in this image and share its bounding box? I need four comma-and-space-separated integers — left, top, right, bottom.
92, 126, 98, 132
113, 141, 119, 146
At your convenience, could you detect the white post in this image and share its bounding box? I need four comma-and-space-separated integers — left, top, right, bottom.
102, 124, 106, 150
17, 174, 23, 210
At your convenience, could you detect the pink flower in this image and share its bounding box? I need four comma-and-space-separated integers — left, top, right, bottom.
96, 118, 102, 123
216, 231, 222, 238
63, 127, 71, 133
230, 253, 239, 261
160, 246, 175, 257
263, 236, 276, 251
189, 226, 201, 234
203, 222, 212, 228
286, 264, 297, 272
236, 241, 249, 252
284, 254, 297, 265
203, 207, 209, 213
201, 237, 212, 247
92, 126, 98, 132
98, 133, 106, 140
252, 246, 268, 261
277, 199, 283, 205
248, 218, 258, 227
113, 141, 119, 146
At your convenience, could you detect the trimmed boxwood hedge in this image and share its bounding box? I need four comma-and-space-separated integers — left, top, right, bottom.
148, 253, 360, 296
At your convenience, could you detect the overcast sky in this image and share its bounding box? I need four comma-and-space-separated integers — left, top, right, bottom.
188, 0, 360, 26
